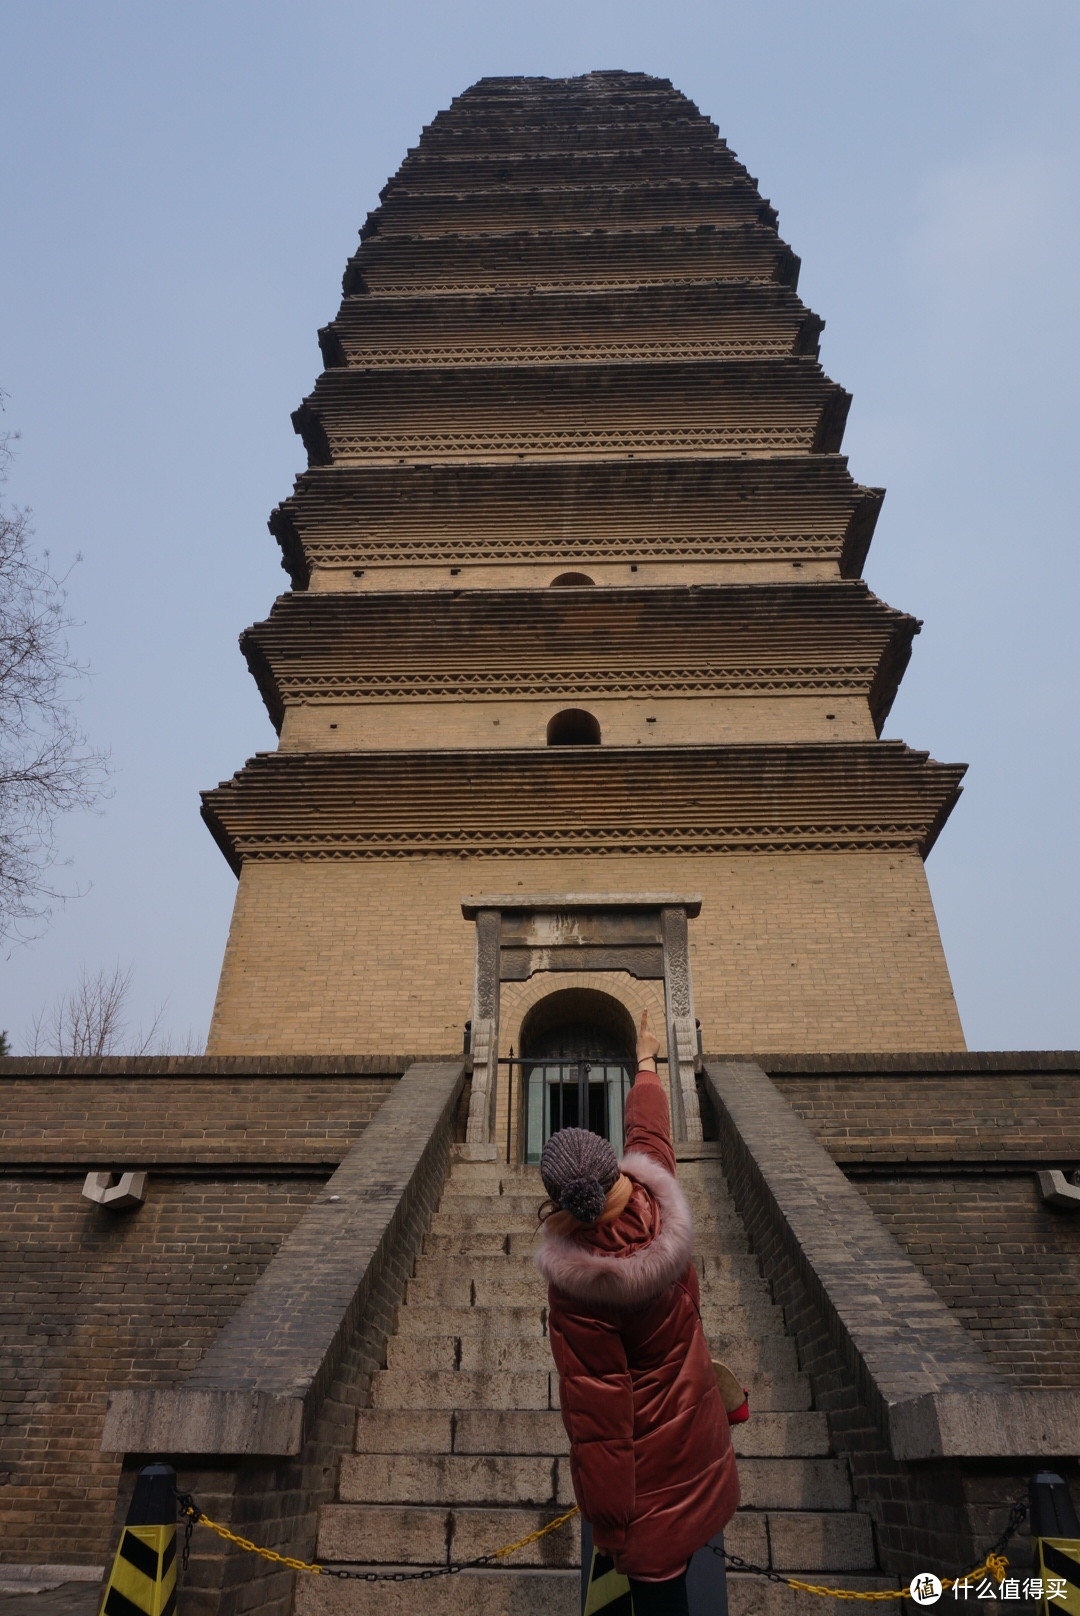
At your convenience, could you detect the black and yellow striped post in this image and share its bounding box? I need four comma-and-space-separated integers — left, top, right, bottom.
1031, 1471, 1080, 1616
579, 1519, 728, 1616
581, 1521, 633, 1614
99, 1463, 178, 1616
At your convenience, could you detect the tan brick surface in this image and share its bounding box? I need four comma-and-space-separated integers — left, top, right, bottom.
207, 853, 964, 1055
309, 559, 842, 592
279, 694, 873, 751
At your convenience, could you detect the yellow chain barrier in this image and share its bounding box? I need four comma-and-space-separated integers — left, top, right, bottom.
786, 1553, 1010, 1600
180, 1498, 1016, 1599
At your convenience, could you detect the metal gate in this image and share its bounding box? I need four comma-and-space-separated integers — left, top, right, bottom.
517, 1055, 631, 1164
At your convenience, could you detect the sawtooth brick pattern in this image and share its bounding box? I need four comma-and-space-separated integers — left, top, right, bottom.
207, 851, 964, 1055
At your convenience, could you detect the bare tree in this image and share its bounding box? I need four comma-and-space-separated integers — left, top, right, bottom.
0, 419, 108, 941
27, 964, 166, 1056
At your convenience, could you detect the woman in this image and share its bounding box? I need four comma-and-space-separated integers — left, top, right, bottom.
534, 1011, 741, 1616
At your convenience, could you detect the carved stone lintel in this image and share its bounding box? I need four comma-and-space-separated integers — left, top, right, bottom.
499, 945, 664, 981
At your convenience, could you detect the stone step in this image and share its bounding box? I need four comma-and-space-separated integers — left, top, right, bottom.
424, 1219, 747, 1255
386, 1329, 797, 1375
438, 1194, 547, 1216
370, 1370, 553, 1410
397, 1293, 786, 1332
356, 1408, 567, 1456
394, 1304, 547, 1337
317, 1503, 580, 1568
354, 1407, 831, 1460
316, 1503, 875, 1572
339, 1452, 574, 1506
370, 1367, 811, 1412
339, 1451, 849, 1511
447, 1160, 542, 1181
295, 1569, 898, 1616
736, 1458, 853, 1512
404, 1267, 773, 1309
412, 1251, 763, 1283
406, 1271, 547, 1307
295, 1567, 577, 1616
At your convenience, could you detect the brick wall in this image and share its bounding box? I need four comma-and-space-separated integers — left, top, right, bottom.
702, 1061, 1078, 1583
307, 558, 842, 592
207, 850, 963, 1055
102, 1062, 463, 1616
859, 1180, 1080, 1389
0, 1176, 321, 1563
0, 1063, 398, 1568
279, 692, 873, 750
772, 1070, 1079, 1166
0, 1071, 394, 1165
769, 1064, 1080, 1392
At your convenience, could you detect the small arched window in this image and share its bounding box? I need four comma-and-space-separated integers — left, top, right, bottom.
549, 572, 595, 587
547, 709, 601, 746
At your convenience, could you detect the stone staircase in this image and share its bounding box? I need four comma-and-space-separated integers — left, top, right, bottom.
298, 1146, 893, 1615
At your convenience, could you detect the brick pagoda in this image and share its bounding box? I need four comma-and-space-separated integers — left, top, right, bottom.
6, 73, 1076, 1616
202, 69, 966, 1110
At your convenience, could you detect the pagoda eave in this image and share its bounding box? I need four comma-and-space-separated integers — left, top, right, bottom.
201, 742, 965, 873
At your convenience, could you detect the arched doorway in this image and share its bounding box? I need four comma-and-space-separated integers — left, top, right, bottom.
519, 988, 635, 1163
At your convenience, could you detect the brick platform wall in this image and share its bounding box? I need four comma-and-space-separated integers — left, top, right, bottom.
0, 1176, 322, 1563
857, 1178, 1080, 1389
208, 851, 963, 1055
771, 1070, 1079, 1165
102, 1062, 464, 1616
0, 1062, 399, 1568
768, 1064, 1080, 1393
0, 1071, 395, 1166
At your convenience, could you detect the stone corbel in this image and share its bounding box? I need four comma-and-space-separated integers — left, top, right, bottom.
1037, 1169, 1080, 1211
82, 1171, 147, 1210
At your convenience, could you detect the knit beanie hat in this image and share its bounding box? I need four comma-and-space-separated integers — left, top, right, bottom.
540, 1128, 620, 1224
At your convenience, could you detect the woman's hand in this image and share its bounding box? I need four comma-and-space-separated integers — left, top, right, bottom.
636, 1009, 661, 1066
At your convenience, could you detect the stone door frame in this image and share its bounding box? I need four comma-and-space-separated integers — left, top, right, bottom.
461, 892, 703, 1147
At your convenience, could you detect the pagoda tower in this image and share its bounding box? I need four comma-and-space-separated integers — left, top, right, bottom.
202, 71, 966, 1149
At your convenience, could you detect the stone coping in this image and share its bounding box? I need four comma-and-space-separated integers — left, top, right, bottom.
0, 1055, 454, 1078
703, 1060, 1080, 1460
100, 1060, 465, 1458
706, 1052, 1080, 1073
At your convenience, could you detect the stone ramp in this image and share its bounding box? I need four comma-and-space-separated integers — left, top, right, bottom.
298, 1150, 894, 1615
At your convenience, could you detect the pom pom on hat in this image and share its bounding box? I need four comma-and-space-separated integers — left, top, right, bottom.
540, 1127, 620, 1224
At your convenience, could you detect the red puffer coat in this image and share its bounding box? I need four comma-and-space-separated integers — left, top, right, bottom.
535, 1071, 739, 1581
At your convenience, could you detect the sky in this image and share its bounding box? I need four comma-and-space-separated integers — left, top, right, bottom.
1, 0, 1077, 1053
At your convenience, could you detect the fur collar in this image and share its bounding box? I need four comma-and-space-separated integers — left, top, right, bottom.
535, 1150, 694, 1308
